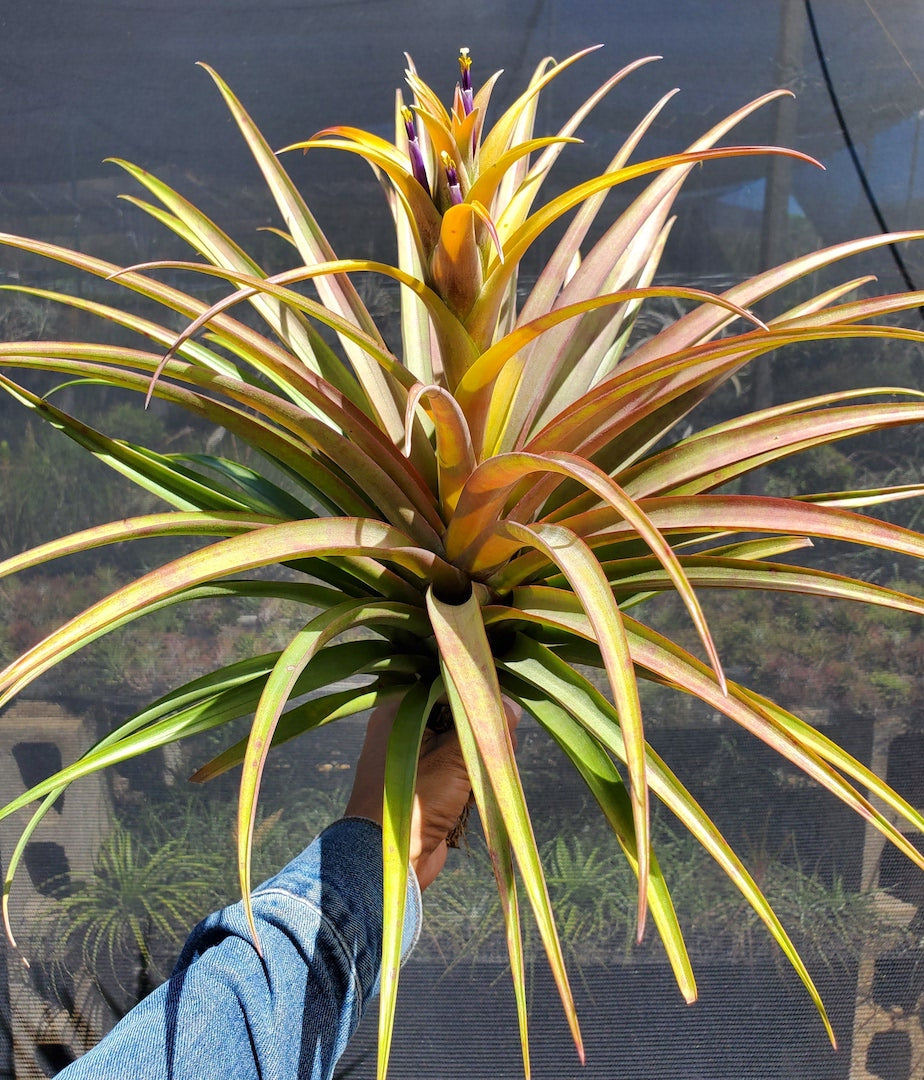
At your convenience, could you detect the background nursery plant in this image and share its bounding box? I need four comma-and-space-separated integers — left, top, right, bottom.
2, 45, 924, 1077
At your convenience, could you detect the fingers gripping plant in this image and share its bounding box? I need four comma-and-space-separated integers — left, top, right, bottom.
2, 46, 924, 1076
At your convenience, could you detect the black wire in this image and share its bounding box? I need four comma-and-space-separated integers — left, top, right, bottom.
803, 0, 923, 320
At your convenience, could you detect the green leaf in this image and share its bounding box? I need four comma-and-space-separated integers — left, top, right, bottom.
624, 617, 924, 871
498, 519, 652, 935
171, 454, 321, 519
0, 374, 260, 513
0, 513, 275, 580
190, 675, 420, 783
0, 283, 244, 379
441, 664, 531, 1079
739, 686, 924, 846
236, 600, 433, 949
109, 159, 346, 399
623, 400, 924, 499
0, 358, 384, 518
498, 634, 836, 1047
0, 518, 465, 708
487, 589, 924, 875
500, 666, 696, 1003
377, 681, 442, 1080
0, 674, 268, 824
426, 587, 584, 1067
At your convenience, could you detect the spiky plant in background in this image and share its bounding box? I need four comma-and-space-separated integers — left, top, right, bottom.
2, 46, 924, 1076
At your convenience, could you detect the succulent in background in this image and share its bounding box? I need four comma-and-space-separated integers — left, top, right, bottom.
2, 46, 924, 1077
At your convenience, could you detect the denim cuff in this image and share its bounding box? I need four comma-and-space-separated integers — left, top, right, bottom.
322, 817, 422, 963
59, 817, 421, 1080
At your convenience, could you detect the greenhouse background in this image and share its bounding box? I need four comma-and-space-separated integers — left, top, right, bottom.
1, 0, 923, 1076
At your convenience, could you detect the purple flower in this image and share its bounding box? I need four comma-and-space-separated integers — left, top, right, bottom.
441, 151, 463, 205
458, 47, 474, 116
401, 106, 429, 192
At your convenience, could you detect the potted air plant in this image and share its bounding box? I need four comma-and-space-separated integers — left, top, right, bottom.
2, 46, 924, 1077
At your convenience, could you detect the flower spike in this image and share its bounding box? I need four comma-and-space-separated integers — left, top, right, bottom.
441, 150, 464, 206
400, 106, 430, 192
458, 47, 474, 116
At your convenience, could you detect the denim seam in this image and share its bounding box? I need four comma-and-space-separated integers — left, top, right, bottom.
403, 872, 422, 960
252, 888, 366, 1016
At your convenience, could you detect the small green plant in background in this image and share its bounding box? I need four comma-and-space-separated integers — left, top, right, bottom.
424, 812, 897, 974
31, 820, 225, 1017
2, 46, 924, 1077
28, 779, 354, 1021
0, 407, 166, 563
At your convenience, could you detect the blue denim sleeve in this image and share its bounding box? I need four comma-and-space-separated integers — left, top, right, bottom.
56, 818, 422, 1080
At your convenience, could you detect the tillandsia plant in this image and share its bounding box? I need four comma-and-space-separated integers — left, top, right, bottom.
2, 44, 924, 1076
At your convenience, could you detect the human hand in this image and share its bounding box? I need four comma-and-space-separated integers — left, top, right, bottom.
344, 697, 520, 891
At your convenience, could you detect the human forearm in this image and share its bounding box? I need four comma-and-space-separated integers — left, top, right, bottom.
57, 818, 419, 1080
